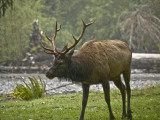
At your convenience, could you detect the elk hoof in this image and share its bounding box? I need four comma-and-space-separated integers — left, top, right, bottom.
79, 117, 84, 120
110, 116, 115, 120
121, 113, 127, 119
127, 110, 133, 120
79, 118, 83, 120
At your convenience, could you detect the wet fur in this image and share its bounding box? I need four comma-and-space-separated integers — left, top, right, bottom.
67, 40, 132, 120
47, 39, 132, 120
67, 40, 132, 84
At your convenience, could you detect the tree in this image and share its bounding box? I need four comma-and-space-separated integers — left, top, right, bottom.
1, 0, 160, 63
0, 0, 13, 17
0, 0, 40, 62
118, 4, 160, 52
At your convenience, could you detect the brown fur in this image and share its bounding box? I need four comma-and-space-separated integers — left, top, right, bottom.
43, 20, 132, 120
71, 40, 132, 84
45, 39, 132, 120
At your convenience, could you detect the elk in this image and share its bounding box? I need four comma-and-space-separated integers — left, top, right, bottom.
41, 19, 132, 120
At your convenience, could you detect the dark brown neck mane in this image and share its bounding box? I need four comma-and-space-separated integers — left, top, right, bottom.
68, 55, 93, 82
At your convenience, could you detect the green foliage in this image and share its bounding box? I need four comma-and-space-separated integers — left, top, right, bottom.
0, 85, 160, 120
13, 76, 46, 100
30, 45, 41, 53
0, 0, 160, 63
0, 0, 39, 62
131, 0, 160, 18
0, 0, 14, 17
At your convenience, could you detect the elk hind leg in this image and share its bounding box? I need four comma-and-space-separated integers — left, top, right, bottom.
123, 69, 132, 120
79, 83, 90, 120
102, 80, 115, 120
113, 76, 126, 119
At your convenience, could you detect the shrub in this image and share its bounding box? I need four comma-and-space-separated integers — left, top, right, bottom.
13, 76, 46, 100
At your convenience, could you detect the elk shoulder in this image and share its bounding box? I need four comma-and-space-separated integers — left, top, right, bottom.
74, 40, 132, 84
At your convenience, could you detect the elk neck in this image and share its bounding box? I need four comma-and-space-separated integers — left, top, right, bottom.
68, 54, 92, 82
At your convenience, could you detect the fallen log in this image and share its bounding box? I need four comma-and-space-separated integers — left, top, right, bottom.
132, 53, 160, 72
0, 66, 48, 73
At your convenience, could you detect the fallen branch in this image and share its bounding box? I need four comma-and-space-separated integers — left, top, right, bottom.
45, 83, 73, 92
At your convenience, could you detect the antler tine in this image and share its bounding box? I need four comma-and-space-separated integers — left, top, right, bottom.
40, 33, 55, 54
81, 18, 94, 28
45, 34, 52, 44
43, 50, 56, 54
40, 41, 54, 52
57, 24, 61, 32
40, 21, 61, 55
52, 21, 61, 53
62, 19, 94, 54
75, 18, 94, 41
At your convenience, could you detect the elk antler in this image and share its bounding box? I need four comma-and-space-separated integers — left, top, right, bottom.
41, 19, 93, 55
60, 19, 94, 55
40, 22, 61, 55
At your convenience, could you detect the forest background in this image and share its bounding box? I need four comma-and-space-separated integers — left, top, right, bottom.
0, 0, 160, 63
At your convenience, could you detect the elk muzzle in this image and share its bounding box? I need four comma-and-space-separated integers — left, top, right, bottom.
46, 69, 55, 79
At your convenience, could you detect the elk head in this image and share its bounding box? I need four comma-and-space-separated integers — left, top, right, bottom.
41, 19, 93, 79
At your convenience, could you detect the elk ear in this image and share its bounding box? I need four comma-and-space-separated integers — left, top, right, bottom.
68, 48, 75, 56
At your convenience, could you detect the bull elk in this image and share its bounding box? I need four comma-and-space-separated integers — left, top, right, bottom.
41, 19, 132, 120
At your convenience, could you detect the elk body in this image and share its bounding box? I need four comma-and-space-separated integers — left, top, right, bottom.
41, 19, 132, 120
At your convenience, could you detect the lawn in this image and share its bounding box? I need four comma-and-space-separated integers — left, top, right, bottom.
0, 85, 160, 120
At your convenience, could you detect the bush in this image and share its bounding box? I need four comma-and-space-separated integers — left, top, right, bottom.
13, 76, 46, 100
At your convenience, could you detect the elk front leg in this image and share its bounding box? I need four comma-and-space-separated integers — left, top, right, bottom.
102, 80, 115, 120
79, 83, 90, 120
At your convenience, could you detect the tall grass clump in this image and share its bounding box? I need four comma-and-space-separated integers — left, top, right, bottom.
13, 76, 46, 100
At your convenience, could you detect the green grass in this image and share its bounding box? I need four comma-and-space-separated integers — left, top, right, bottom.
0, 85, 160, 120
